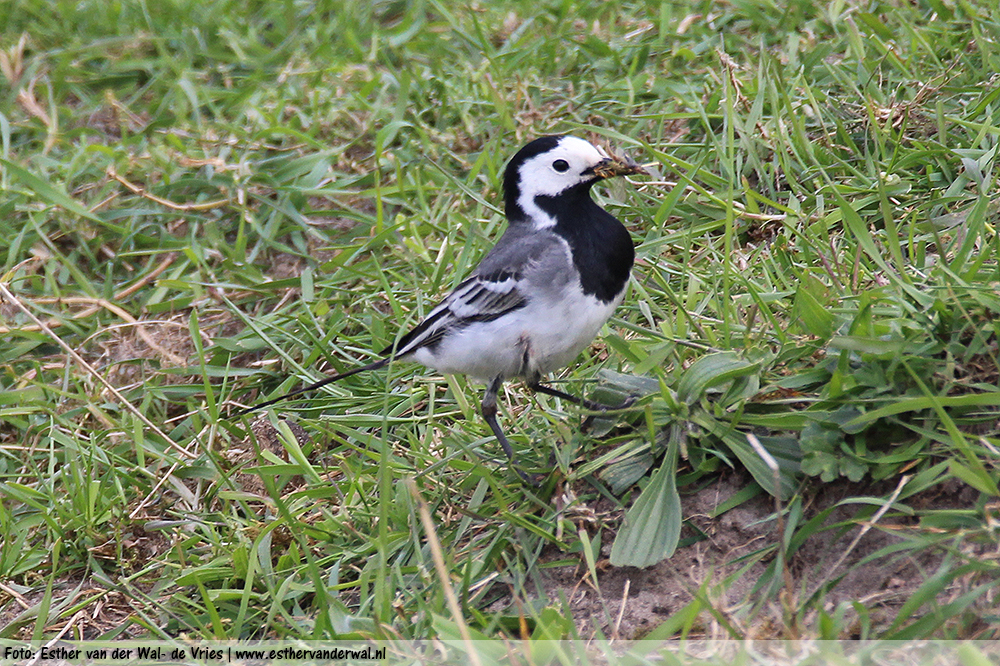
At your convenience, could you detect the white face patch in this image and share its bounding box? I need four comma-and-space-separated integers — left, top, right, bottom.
515, 136, 609, 229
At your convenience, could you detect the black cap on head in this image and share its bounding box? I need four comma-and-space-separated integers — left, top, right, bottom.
502, 135, 564, 217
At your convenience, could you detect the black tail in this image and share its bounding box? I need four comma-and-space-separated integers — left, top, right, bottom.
231, 356, 392, 417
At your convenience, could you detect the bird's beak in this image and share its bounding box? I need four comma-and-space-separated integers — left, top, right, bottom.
585, 153, 648, 179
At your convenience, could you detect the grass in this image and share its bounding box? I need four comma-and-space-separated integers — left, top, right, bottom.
2, 0, 1000, 645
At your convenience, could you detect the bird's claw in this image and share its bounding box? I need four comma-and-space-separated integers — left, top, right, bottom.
580, 394, 639, 433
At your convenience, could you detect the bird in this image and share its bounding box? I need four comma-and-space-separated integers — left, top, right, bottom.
236, 135, 647, 479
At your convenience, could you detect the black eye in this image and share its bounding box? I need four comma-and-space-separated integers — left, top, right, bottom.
552, 159, 570, 173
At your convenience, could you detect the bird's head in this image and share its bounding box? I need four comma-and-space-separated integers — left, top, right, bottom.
503, 135, 646, 227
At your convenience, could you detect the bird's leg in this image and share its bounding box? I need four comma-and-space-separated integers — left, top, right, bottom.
528, 380, 635, 412
481, 376, 535, 484
481, 376, 513, 459
528, 379, 637, 435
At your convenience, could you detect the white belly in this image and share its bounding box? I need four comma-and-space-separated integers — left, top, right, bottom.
412, 285, 623, 383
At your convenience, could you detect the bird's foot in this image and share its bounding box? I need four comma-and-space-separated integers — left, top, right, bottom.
580, 394, 639, 433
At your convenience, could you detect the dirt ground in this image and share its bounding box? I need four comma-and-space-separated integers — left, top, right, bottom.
520, 472, 989, 639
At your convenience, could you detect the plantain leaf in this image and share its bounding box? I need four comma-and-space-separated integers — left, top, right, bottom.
596, 368, 661, 396
609, 434, 681, 568
675, 352, 758, 405
601, 451, 655, 495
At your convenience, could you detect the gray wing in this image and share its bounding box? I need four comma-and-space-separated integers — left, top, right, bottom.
382, 227, 570, 356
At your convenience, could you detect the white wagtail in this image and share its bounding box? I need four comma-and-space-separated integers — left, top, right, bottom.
237, 135, 647, 478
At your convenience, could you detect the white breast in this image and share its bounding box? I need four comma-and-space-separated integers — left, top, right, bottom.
411, 282, 623, 384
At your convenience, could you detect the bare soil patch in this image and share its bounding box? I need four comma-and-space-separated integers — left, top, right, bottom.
516, 473, 989, 639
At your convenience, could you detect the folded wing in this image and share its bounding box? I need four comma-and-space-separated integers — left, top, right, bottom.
381, 230, 567, 357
